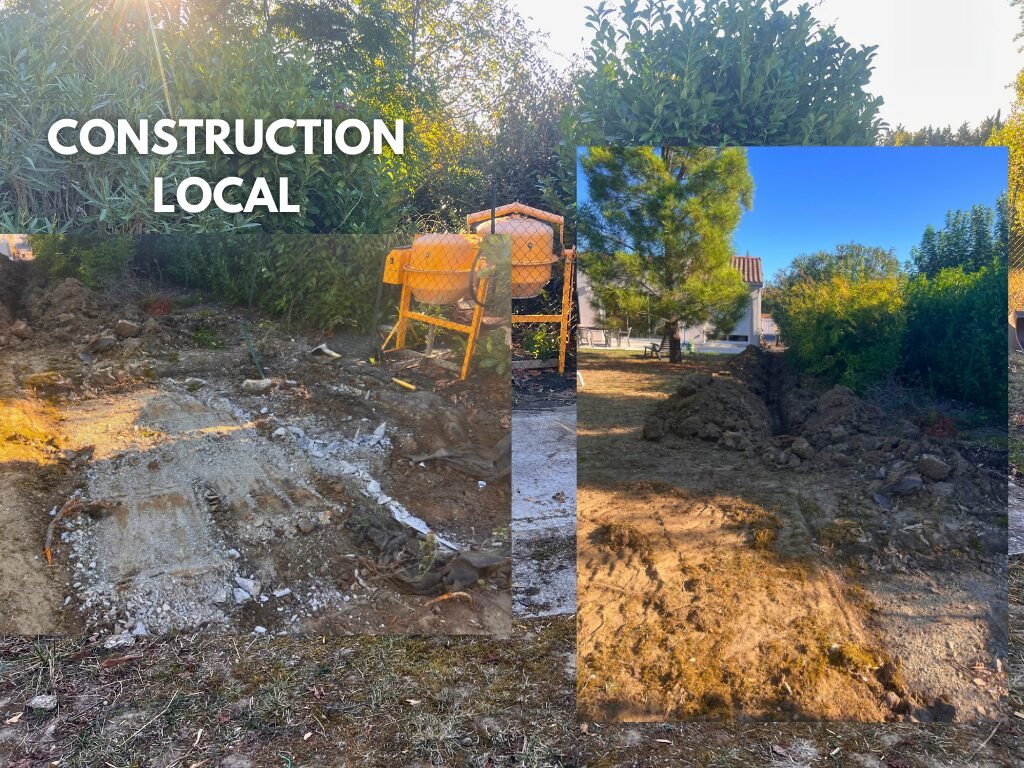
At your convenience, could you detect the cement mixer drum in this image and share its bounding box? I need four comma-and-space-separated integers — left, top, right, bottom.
404, 233, 480, 305
474, 215, 558, 298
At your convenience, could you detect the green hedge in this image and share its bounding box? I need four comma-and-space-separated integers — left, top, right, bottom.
29, 234, 133, 288
137, 234, 405, 331
775, 276, 906, 393
903, 259, 1007, 410
774, 260, 1006, 411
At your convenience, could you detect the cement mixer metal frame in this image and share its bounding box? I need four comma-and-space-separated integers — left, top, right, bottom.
379, 243, 491, 381
466, 203, 576, 376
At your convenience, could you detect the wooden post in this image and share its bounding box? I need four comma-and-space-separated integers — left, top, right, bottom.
558, 249, 576, 375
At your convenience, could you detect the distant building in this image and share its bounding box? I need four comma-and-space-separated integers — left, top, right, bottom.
577, 255, 764, 347
761, 313, 779, 345
577, 269, 601, 329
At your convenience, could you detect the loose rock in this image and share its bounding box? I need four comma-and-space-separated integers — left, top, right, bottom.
242, 379, 273, 394
642, 416, 665, 441
917, 454, 951, 482
791, 437, 815, 461
114, 319, 141, 338
9, 320, 33, 339
234, 576, 261, 596
27, 694, 58, 712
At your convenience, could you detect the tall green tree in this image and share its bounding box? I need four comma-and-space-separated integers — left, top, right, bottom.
272, 0, 577, 230
989, 72, 1023, 266
577, 0, 884, 145
878, 116, 1003, 147
909, 198, 1009, 277
578, 146, 753, 361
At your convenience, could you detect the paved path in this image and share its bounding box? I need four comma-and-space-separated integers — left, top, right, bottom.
1011, 482, 1024, 556
512, 406, 576, 617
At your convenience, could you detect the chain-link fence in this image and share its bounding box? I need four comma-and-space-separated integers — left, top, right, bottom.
465, 203, 576, 377
380, 233, 512, 381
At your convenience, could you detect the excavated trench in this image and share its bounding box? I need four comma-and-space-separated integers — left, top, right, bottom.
762, 350, 791, 436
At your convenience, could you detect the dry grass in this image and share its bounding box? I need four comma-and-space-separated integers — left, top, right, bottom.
0, 619, 577, 767
0, 398, 60, 464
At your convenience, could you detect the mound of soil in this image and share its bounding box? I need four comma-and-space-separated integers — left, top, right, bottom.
644, 357, 773, 451
25, 277, 102, 323
643, 348, 1005, 513
578, 350, 1008, 724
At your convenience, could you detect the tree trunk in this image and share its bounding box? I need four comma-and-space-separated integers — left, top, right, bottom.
669, 322, 682, 363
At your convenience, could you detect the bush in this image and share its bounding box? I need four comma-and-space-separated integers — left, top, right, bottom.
774, 276, 906, 393
577, 0, 883, 145
29, 234, 132, 288
0, 5, 408, 235
520, 326, 560, 360
775, 260, 1006, 412
137, 234, 404, 331
0, 9, 201, 235
903, 259, 1007, 411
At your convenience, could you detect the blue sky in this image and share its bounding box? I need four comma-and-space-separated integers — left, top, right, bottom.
577, 146, 1008, 282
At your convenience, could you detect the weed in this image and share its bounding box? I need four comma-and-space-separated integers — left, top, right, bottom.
191, 325, 222, 349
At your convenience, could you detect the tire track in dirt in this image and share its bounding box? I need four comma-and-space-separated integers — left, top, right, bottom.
577, 354, 898, 722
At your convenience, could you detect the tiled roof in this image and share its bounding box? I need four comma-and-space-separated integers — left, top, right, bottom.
732, 255, 763, 285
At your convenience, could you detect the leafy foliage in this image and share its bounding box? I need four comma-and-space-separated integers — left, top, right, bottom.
170, 36, 409, 234
0, 2, 410, 235
521, 326, 560, 360
28, 234, 133, 288
579, 147, 753, 359
0, 0, 574, 236
473, 328, 512, 378
0, 5, 196, 234
774, 275, 906, 393
773, 200, 1007, 409
989, 71, 1024, 266
136, 234, 406, 331
763, 243, 900, 314
903, 260, 1007, 411
577, 0, 883, 145
878, 116, 1003, 147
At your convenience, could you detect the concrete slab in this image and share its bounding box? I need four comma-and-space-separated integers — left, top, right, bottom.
1011, 481, 1024, 556
512, 406, 576, 617
75, 390, 334, 633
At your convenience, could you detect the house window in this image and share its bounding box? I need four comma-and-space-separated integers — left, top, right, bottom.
728, 335, 749, 342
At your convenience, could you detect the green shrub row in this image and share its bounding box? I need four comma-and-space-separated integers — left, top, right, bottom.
903, 259, 1007, 410
774, 276, 906, 395
31, 233, 403, 332
774, 259, 1006, 411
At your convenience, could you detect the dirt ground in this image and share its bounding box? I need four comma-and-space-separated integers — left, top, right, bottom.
2, 588, 1023, 767
0, 262, 511, 639
578, 349, 1007, 724
2, 273, 1022, 765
